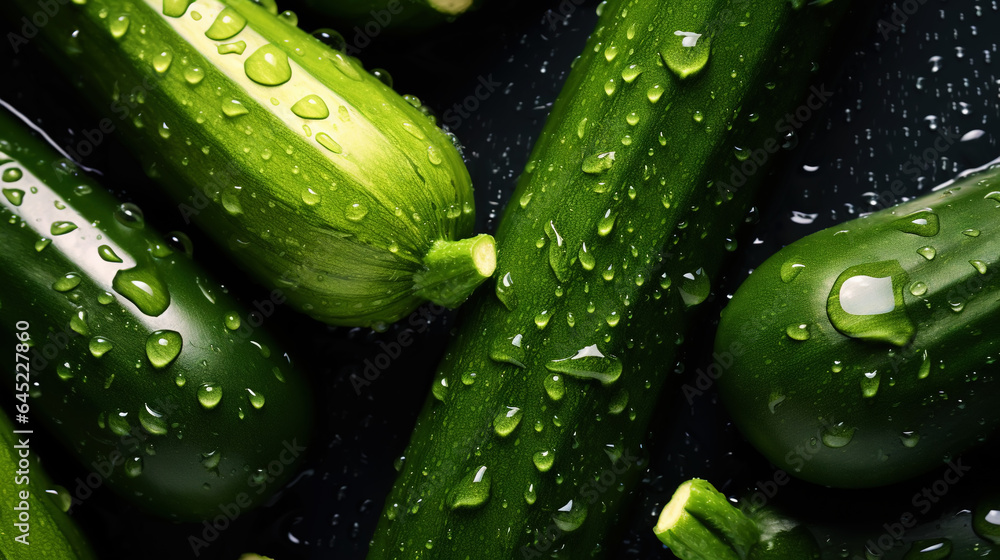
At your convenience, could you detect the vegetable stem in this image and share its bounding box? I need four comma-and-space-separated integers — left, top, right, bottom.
414, 234, 496, 307
654, 479, 761, 560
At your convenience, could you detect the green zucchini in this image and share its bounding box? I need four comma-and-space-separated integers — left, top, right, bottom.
368, 0, 861, 557
653, 479, 819, 560
0, 106, 312, 521
301, 0, 478, 34
9, 0, 495, 329
715, 163, 1000, 488
0, 407, 97, 560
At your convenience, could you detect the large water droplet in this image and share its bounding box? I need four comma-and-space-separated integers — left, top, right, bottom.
114, 203, 144, 228
163, 0, 193, 18
89, 336, 114, 358
597, 210, 617, 237
109, 15, 130, 39
821, 421, 856, 448
52, 272, 82, 292
552, 499, 588, 532
546, 344, 622, 386
545, 220, 570, 282
50, 221, 78, 236
900, 430, 920, 448
222, 98, 250, 118
893, 211, 940, 237
291, 94, 330, 119
678, 267, 710, 307
246, 388, 265, 409
489, 335, 526, 368
532, 450, 554, 472
113, 264, 170, 316
661, 30, 710, 79
448, 466, 491, 510
785, 323, 810, 341
205, 7, 247, 40
345, 203, 367, 221
860, 370, 880, 398
493, 407, 523, 437
316, 133, 343, 154
578, 242, 596, 271
2, 188, 24, 206
543, 374, 565, 401
495, 271, 517, 310
153, 49, 173, 73
827, 261, 914, 347
780, 258, 805, 283
197, 382, 223, 409
524, 483, 537, 505
124, 456, 143, 478
146, 330, 182, 368
139, 403, 168, 435
582, 151, 615, 174
245, 44, 292, 86
98, 244, 123, 263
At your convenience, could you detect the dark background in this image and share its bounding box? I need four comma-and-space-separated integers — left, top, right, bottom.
2, 0, 999, 558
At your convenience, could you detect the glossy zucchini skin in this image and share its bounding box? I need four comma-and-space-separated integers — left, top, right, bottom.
369, 0, 859, 557
0, 407, 97, 560
0, 107, 312, 521
9, 0, 494, 329
716, 164, 1000, 488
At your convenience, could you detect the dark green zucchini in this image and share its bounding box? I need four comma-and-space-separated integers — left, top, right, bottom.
8, 0, 495, 329
716, 163, 1000, 488
368, 0, 862, 557
0, 106, 312, 521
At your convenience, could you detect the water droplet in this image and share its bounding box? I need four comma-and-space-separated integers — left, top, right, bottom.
50, 221, 78, 236
963, 228, 981, 237
821, 421, 856, 448
124, 456, 143, 477
217, 41, 247, 55
89, 336, 113, 358
971, 260, 988, 274
222, 98, 249, 118
56, 362, 75, 381
582, 151, 615, 174
552, 499, 588, 532
53, 272, 82, 292
918, 350, 931, 379
70, 309, 89, 336
153, 49, 173, 73
246, 388, 265, 409
678, 268, 709, 307
900, 430, 920, 448
291, 94, 330, 119
546, 344, 622, 386
973, 501, 1000, 546
543, 374, 565, 401
162, 0, 193, 17
646, 84, 664, 103
621, 64, 642, 83
544, 220, 570, 282
197, 383, 223, 409
493, 407, 523, 437
603, 78, 617, 96
597, 209, 617, 236
534, 311, 551, 330
903, 538, 952, 559
532, 450, 554, 472
427, 145, 443, 165
146, 330, 182, 368
785, 323, 810, 341
2, 188, 24, 205
909, 282, 927, 296
139, 403, 168, 435
917, 246, 936, 260
495, 271, 517, 310
245, 44, 292, 86
448, 466, 491, 510
860, 370, 880, 398
345, 203, 367, 221
114, 202, 144, 228
524, 483, 537, 505
113, 264, 170, 316
893, 211, 940, 237
109, 15, 130, 39
97, 244, 123, 263
316, 132, 343, 154
205, 7, 247, 40
489, 335, 526, 368
827, 261, 914, 347
578, 242, 596, 271
662, 30, 710, 79
780, 258, 805, 283
625, 112, 640, 126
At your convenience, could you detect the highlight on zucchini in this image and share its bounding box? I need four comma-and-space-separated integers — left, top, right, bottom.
0, 106, 312, 521
716, 161, 1000, 488
10, 0, 495, 329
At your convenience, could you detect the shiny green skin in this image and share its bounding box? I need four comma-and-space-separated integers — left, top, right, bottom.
369, 0, 858, 557
11, 0, 480, 328
0, 408, 97, 560
716, 166, 1000, 488
0, 109, 313, 521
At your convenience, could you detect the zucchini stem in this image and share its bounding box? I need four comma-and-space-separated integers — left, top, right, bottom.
654, 479, 762, 560
414, 234, 496, 307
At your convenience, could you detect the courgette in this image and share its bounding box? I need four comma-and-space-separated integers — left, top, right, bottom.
9, 0, 495, 329
715, 163, 1000, 488
653, 478, 819, 560
368, 0, 862, 557
0, 106, 312, 521
0, 407, 97, 560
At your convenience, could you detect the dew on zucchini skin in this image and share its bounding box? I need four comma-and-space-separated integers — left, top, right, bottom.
139, 403, 168, 435
53, 272, 82, 292
899, 430, 920, 448
553, 499, 588, 532
162, 0, 193, 18
785, 323, 810, 341
678, 267, 709, 307
493, 406, 523, 437
917, 246, 936, 260
316, 133, 343, 154
495, 271, 517, 310
532, 450, 555, 472
345, 203, 367, 221
89, 336, 113, 358
661, 30, 710, 79
246, 388, 265, 409
56, 362, 75, 380
114, 203, 145, 228
489, 335, 526, 368
222, 99, 250, 118
50, 221, 78, 235
124, 456, 143, 478
2, 187, 24, 205
543, 374, 565, 401
291, 95, 330, 119
205, 7, 247, 41
893, 210, 940, 237
821, 421, 856, 448
578, 242, 596, 270
109, 15, 130, 39
113, 264, 171, 316
245, 44, 292, 86
860, 370, 880, 398
146, 330, 182, 369
448, 466, 491, 510
903, 538, 952, 559
0, 167, 22, 183
98, 244, 123, 263
582, 151, 616, 174
524, 483, 537, 505
153, 49, 173, 74
546, 344, 622, 386
217, 41, 247, 55
780, 258, 805, 283
197, 383, 223, 409
183, 66, 205, 85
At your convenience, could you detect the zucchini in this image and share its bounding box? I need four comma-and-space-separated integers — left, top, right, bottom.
369, 0, 861, 557
715, 163, 1000, 488
9, 0, 495, 329
0, 106, 312, 521
653, 479, 819, 560
0, 407, 97, 560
